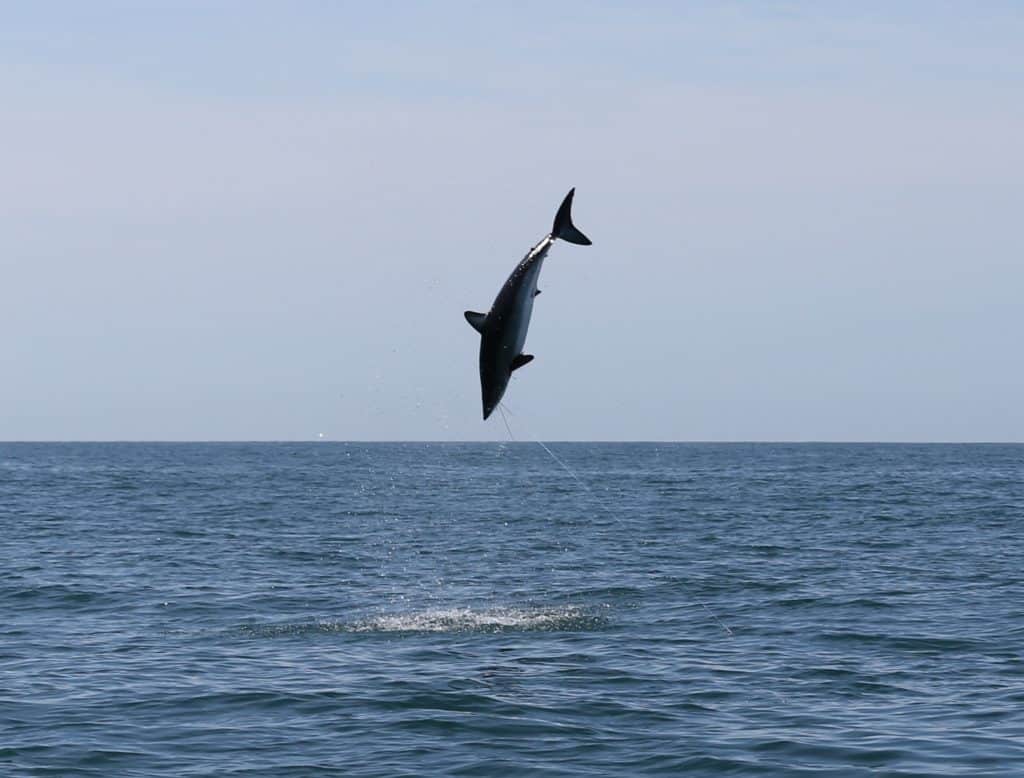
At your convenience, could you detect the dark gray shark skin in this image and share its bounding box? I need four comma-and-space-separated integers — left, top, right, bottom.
464, 188, 592, 420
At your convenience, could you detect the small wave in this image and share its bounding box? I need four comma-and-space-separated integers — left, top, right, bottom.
241, 605, 607, 638
820, 630, 984, 653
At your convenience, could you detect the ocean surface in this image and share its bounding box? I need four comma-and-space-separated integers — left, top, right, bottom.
2, 442, 1022, 776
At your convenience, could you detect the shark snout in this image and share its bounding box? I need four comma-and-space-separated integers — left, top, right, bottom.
481, 376, 507, 420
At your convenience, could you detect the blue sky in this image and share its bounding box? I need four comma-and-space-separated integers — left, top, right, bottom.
2, 2, 1022, 440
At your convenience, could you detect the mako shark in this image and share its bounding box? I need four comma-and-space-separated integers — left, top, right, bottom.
464, 188, 592, 419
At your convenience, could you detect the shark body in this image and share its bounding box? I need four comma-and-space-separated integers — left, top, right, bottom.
464, 189, 592, 419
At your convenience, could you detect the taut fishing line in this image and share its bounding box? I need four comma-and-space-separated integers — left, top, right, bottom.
497, 402, 733, 637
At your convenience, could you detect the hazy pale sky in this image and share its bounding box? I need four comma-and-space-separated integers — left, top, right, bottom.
2, 2, 1022, 441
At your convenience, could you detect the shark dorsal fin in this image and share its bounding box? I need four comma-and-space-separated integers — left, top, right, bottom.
464, 311, 487, 333
511, 354, 534, 372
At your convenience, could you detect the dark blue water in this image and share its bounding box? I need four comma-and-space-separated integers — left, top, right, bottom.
2, 443, 1022, 776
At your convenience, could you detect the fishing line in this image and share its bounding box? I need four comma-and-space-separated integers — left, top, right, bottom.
496, 402, 733, 637
499, 404, 590, 493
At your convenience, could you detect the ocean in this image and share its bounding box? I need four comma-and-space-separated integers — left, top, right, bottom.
2, 442, 1022, 776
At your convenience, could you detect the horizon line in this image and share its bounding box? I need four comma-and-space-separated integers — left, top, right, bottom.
2, 439, 1021, 445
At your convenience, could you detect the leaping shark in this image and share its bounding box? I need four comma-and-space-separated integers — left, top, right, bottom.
464, 188, 592, 420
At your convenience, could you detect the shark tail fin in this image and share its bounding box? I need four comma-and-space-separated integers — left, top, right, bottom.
551, 188, 592, 246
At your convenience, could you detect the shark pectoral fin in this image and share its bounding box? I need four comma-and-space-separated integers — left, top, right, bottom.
510, 354, 534, 372
464, 311, 487, 333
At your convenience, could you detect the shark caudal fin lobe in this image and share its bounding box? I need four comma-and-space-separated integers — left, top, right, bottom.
551, 187, 592, 246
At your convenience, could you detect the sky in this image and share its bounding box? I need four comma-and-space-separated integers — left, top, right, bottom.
2, 1, 1022, 441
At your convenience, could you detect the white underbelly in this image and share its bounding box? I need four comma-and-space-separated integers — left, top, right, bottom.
509, 294, 535, 355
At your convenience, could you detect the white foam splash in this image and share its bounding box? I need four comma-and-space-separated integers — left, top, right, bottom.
237, 604, 608, 639
348, 605, 601, 634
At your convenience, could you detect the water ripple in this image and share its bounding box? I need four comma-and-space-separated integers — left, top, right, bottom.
2, 442, 1022, 776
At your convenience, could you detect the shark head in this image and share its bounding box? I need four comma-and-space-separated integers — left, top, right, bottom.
481, 370, 509, 420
